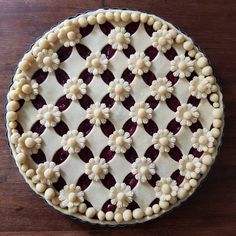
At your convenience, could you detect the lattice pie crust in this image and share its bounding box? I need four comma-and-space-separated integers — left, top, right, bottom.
6, 9, 224, 225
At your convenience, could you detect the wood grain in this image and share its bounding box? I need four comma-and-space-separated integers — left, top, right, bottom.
0, 0, 235, 235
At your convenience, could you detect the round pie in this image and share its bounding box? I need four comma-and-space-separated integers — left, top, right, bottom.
6, 9, 224, 225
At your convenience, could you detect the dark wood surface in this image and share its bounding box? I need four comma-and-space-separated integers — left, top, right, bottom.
0, 0, 235, 235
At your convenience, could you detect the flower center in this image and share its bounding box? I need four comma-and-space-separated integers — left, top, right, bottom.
197, 83, 206, 92
67, 31, 76, 40
24, 137, 36, 148
116, 32, 125, 43
158, 85, 167, 95
140, 166, 148, 174
199, 135, 208, 145
183, 111, 192, 120
117, 192, 126, 201
186, 162, 195, 171
115, 136, 124, 145
92, 164, 102, 174
93, 109, 103, 118
138, 108, 146, 118
70, 84, 80, 94
114, 84, 123, 94
161, 184, 171, 194
67, 137, 77, 147
158, 37, 166, 46
159, 137, 169, 146
178, 61, 187, 70
44, 168, 54, 179
136, 59, 145, 69
68, 192, 77, 202
91, 58, 101, 68
43, 56, 53, 66
44, 112, 54, 121
22, 84, 32, 94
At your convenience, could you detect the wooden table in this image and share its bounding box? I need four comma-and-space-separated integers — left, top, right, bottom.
0, 0, 235, 235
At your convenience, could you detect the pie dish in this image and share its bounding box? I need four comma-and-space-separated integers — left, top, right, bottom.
6, 9, 224, 225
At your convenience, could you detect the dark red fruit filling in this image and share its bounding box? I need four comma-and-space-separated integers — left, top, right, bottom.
52, 148, 69, 165
125, 22, 140, 35
144, 119, 158, 136
78, 119, 93, 136
76, 44, 91, 59
187, 95, 200, 107
57, 46, 73, 62
31, 120, 45, 135
171, 170, 184, 185
32, 69, 48, 84
169, 146, 182, 161
77, 174, 92, 190
80, 24, 94, 38
164, 48, 177, 61
101, 94, 115, 108
122, 95, 135, 110
167, 118, 181, 134
55, 68, 70, 85
100, 146, 115, 162
31, 95, 46, 109
101, 173, 116, 189
102, 200, 116, 213
79, 95, 94, 110
148, 174, 160, 187
16, 99, 25, 111
101, 70, 115, 84
144, 46, 158, 61
79, 69, 93, 85
31, 149, 46, 164
15, 122, 24, 135
122, 118, 137, 135
101, 120, 115, 137
189, 121, 203, 133
189, 147, 203, 158
166, 71, 179, 85
150, 198, 159, 207
123, 45, 136, 58
101, 45, 116, 59
144, 145, 159, 161
145, 96, 159, 109
123, 173, 138, 189
79, 146, 94, 163
99, 22, 114, 35
144, 23, 155, 36
127, 201, 140, 211
54, 121, 69, 136
122, 68, 135, 83
187, 71, 198, 82
166, 95, 181, 112
124, 147, 138, 163
142, 70, 157, 85
53, 176, 66, 192
55, 95, 71, 111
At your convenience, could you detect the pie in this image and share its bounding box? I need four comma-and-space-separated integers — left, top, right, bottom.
6, 9, 224, 224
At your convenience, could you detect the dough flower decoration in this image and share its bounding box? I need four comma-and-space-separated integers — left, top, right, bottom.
36, 49, 60, 72
130, 102, 153, 125
85, 157, 109, 181
12, 75, 39, 101
86, 52, 108, 76
61, 130, 86, 154
128, 52, 151, 76
170, 55, 194, 79
151, 29, 174, 53
189, 75, 214, 99
16, 131, 42, 155
37, 104, 61, 128
155, 177, 178, 202
175, 103, 199, 126
86, 102, 110, 126
109, 183, 134, 208
108, 26, 131, 51
63, 78, 87, 100
108, 129, 132, 153
108, 78, 131, 102
59, 184, 84, 213
131, 157, 156, 183
150, 77, 173, 101
152, 129, 176, 153
36, 161, 60, 185
178, 154, 202, 180
191, 128, 215, 152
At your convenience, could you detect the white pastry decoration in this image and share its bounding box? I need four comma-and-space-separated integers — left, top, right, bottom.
131, 157, 156, 183
155, 177, 178, 202
170, 55, 194, 79
179, 154, 202, 179
86, 52, 108, 76
109, 183, 134, 208
151, 29, 174, 53
36, 49, 60, 72
108, 129, 132, 153
85, 157, 109, 181
108, 26, 131, 50
150, 77, 173, 101
16, 131, 42, 155
175, 104, 199, 126
189, 75, 214, 99
191, 128, 215, 152
37, 104, 61, 128
152, 129, 176, 153
12, 75, 39, 101
36, 161, 60, 185
61, 130, 86, 154
59, 184, 84, 213
63, 78, 87, 100
108, 78, 131, 102
86, 102, 110, 126
130, 102, 153, 125
128, 52, 151, 76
